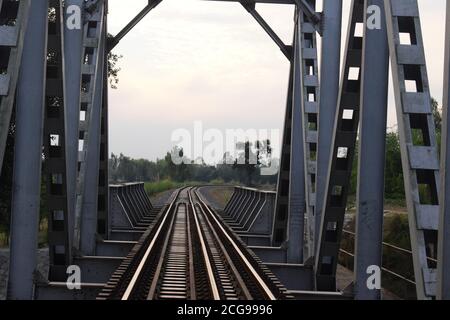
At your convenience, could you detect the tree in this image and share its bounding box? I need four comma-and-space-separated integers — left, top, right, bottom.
233, 140, 272, 187
107, 51, 122, 89
432, 98, 442, 133
384, 131, 405, 199
165, 146, 191, 182
107, 34, 123, 89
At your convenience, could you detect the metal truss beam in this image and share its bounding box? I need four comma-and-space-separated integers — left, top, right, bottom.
64, 0, 84, 255
298, 0, 320, 260
108, 0, 162, 51
80, 21, 106, 255
241, 2, 292, 60
205, 0, 295, 4
314, 0, 342, 253
64, 0, 110, 246
354, 0, 389, 300
213, 0, 322, 34
45, 0, 73, 281
385, 0, 440, 300
74, 1, 106, 253
315, 0, 364, 292
0, 0, 30, 175
286, 16, 306, 263
293, 0, 321, 35
7, 0, 48, 300
272, 55, 294, 248
437, 0, 450, 301
98, 13, 111, 240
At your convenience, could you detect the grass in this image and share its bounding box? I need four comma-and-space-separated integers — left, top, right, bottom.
340, 212, 414, 299
0, 232, 7, 248
144, 179, 184, 196
38, 218, 48, 248
203, 186, 234, 209
0, 218, 48, 248
346, 196, 407, 215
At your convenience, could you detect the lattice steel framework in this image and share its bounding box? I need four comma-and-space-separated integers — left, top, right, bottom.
44, 0, 72, 280
1, 0, 450, 300
0, 0, 30, 173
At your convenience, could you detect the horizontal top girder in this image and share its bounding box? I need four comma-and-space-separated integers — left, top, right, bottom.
202, 0, 295, 4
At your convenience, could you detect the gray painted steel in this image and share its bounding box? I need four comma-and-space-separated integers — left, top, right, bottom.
242, 3, 292, 60
80, 21, 106, 256
35, 282, 104, 300
63, 0, 84, 251
384, 0, 440, 300
0, 0, 30, 175
264, 263, 313, 291
298, 0, 320, 260
74, 1, 105, 252
438, 0, 450, 301
3, 0, 450, 301
108, 0, 162, 51
96, 240, 137, 257
216, 187, 276, 235
272, 60, 294, 247
7, 0, 48, 299
354, 0, 389, 300
286, 17, 306, 264
249, 246, 287, 264
45, 0, 73, 280
315, 0, 364, 291
314, 0, 342, 254
73, 256, 123, 283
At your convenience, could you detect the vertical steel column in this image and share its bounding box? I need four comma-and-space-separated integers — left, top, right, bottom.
438, 0, 450, 301
63, 0, 84, 252
315, 0, 343, 252
286, 15, 306, 263
272, 58, 294, 247
45, 0, 72, 280
299, 0, 320, 260
315, 0, 364, 291
385, 0, 440, 300
0, 0, 30, 174
354, 0, 389, 300
74, 0, 105, 251
80, 24, 105, 255
97, 2, 110, 239
7, 0, 48, 300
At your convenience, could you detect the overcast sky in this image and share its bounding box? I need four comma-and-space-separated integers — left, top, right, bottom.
107, 0, 447, 161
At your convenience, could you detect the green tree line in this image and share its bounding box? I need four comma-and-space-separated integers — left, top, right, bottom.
0, 99, 443, 241
109, 140, 278, 186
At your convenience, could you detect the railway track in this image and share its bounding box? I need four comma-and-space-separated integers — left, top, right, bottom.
98, 187, 290, 300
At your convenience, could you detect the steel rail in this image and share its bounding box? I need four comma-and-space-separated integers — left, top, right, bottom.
121, 188, 183, 300
186, 201, 197, 300
187, 190, 221, 300
194, 189, 277, 300
146, 203, 182, 299
191, 191, 253, 299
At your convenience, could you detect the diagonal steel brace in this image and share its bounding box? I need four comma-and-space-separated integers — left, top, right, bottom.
241, 1, 293, 60
108, 0, 163, 51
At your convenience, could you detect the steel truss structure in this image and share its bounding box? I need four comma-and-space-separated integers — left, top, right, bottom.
0, 0, 449, 300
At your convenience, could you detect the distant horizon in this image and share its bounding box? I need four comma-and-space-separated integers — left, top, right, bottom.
107, 0, 447, 162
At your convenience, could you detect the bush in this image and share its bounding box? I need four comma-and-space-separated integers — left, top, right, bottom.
144, 179, 180, 196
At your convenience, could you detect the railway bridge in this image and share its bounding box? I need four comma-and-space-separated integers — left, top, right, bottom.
0, 0, 450, 300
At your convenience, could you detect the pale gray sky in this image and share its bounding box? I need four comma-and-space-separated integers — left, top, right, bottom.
107, 0, 447, 161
